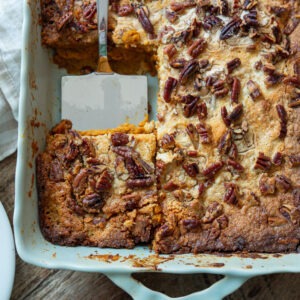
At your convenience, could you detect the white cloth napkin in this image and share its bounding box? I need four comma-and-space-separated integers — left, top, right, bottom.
0, 0, 23, 161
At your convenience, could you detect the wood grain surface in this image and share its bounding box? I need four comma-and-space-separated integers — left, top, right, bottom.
2, 152, 300, 300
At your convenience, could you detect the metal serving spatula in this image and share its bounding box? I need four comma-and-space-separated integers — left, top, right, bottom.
61, 0, 148, 130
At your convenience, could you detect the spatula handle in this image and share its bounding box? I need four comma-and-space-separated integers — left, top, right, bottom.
97, 0, 113, 73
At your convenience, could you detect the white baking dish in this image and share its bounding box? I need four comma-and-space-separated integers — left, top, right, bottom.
14, 0, 300, 299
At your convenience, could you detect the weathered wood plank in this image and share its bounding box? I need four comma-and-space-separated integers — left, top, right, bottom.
1, 152, 299, 300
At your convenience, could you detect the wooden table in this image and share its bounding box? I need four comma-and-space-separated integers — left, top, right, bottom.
2, 152, 300, 300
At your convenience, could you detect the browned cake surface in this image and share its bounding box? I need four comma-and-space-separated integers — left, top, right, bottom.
39, 0, 300, 253
37, 120, 161, 248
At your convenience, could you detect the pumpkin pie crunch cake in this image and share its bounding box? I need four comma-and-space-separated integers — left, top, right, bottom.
38, 0, 300, 253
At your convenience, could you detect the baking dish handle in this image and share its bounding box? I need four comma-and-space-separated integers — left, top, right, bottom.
105, 272, 251, 300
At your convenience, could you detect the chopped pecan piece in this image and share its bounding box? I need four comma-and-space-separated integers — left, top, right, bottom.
186, 124, 199, 148
111, 133, 129, 146
259, 175, 275, 195
187, 150, 198, 157
187, 38, 207, 58
83, 3, 97, 20
127, 176, 154, 188
227, 58, 241, 74
170, 58, 187, 69
164, 44, 177, 59
212, 80, 229, 98
265, 72, 284, 87
165, 10, 178, 23
218, 130, 232, 155
247, 80, 261, 100
202, 201, 223, 223
203, 161, 224, 177
183, 162, 199, 178
196, 123, 211, 144
179, 60, 199, 84
163, 77, 178, 102
289, 98, 300, 108
228, 104, 243, 122
206, 75, 217, 87
221, 106, 231, 127
254, 152, 272, 171
283, 17, 300, 35
224, 183, 238, 205
220, 17, 242, 40
135, 5, 154, 34
243, 9, 259, 27
227, 159, 244, 172
289, 155, 300, 167
197, 102, 208, 120
231, 78, 241, 103
182, 219, 199, 230
283, 76, 300, 87
163, 181, 179, 191
219, 0, 229, 15
182, 95, 199, 117
276, 104, 287, 139
203, 15, 222, 31
272, 152, 283, 166
56, 11, 73, 31
161, 134, 176, 150
272, 25, 282, 44
95, 170, 113, 191
170, 1, 196, 12
275, 174, 292, 192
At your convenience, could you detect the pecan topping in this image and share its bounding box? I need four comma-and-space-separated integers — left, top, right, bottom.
163, 77, 178, 102
164, 44, 177, 59
272, 25, 282, 44
111, 133, 129, 146
231, 78, 241, 103
272, 152, 283, 166
95, 170, 113, 191
135, 5, 154, 34
49, 159, 64, 182
218, 130, 232, 154
187, 39, 207, 58
270, 6, 288, 17
228, 104, 243, 122
224, 183, 238, 205
118, 4, 134, 16
170, 1, 196, 12
179, 60, 199, 84
265, 72, 284, 87
259, 175, 275, 195
275, 174, 292, 192
203, 161, 224, 177
220, 17, 242, 40
56, 11, 73, 31
243, 9, 258, 27
227, 159, 244, 172
289, 155, 300, 167
197, 102, 208, 120
182, 95, 199, 117
283, 76, 300, 87
289, 98, 300, 108
243, 0, 257, 10
165, 10, 178, 23
221, 106, 231, 127
170, 58, 187, 69
163, 181, 179, 191
187, 150, 198, 157
247, 80, 261, 100
182, 219, 199, 230
206, 76, 217, 87
196, 123, 211, 144
82, 193, 105, 212
212, 80, 229, 98
227, 58, 241, 74
203, 15, 222, 31
283, 17, 300, 35
161, 134, 176, 150
72, 169, 89, 194
276, 104, 287, 139
254, 152, 272, 171
127, 177, 154, 189
83, 3, 97, 20
219, 0, 229, 15
202, 201, 223, 223
183, 162, 199, 178
186, 123, 199, 149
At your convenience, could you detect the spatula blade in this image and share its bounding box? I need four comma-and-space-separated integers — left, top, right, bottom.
61, 73, 148, 130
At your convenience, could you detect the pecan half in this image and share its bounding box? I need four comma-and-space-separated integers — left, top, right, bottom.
163, 181, 179, 191
203, 161, 224, 177
196, 123, 211, 144
170, 1, 196, 12
259, 175, 275, 195
219, 0, 229, 15
95, 170, 113, 191
276, 104, 287, 139
127, 177, 154, 188
182, 219, 199, 230
289, 98, 300, 108
182, 95, 199, 117
220, 17, 242, 40
135, 5, 154, 34
275, 174, 292, 192
183, 162, 199, 178
212, 80, 229, 98
247, 80, 261, 100
164, 44, 177, 59
289, 155, 300, 167
283, 17, 300, 35
218, 130, 232, 155
82, 193, 105, 212
221, 106, 231, 127
231, 78, 241, 103
203, 15, 222, 31
72, 169, 89, 195
197, 102, 208, 120
283, 76, 300, 87
227, 159, 244, 172
83, 3, 97, 20
161, 134, 176, 150
186, 124, 199, 149
111, 133, 129, 146
163, 77, 178, 102
265, 72, 284, 87
118, 4, 134, 16
179, 60, 199, 84
227, 58, 241, 74
56, 11, 73, 31
228, 104, 243, 122
243, 9, 259, 27
254, 152, 272, 171
187, 38, 207, 58
272, 152, 283, 166
170, 58, 187, 69
224, 183, 238, 205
